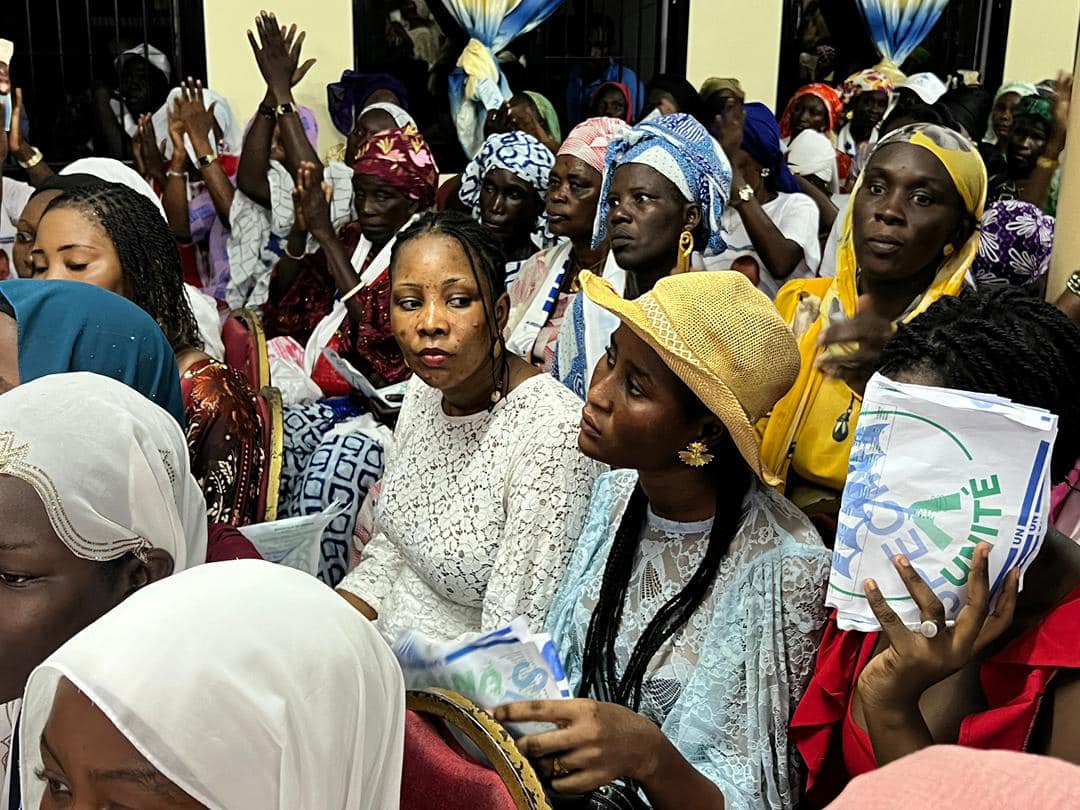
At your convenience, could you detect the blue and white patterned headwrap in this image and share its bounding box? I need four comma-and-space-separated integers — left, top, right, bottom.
593, 113, 733, 255
459, 131, 556, 247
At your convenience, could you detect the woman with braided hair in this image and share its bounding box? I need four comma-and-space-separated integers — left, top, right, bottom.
791, 286, 1080, 806
337, 211, 601, 643
30, 181, 265, 528
497, 270, 828, 809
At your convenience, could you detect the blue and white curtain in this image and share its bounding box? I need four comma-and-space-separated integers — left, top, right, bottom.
855, 0, 952, 69
441, 0, 565, 156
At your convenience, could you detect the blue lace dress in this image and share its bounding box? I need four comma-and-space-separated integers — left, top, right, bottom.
546, 469, 830, 809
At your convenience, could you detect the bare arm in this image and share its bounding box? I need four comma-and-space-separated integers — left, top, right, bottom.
247, 12, 319, 178
268, 186, 310, 302
1022, 72, 1071, 212
731, 191, 807, 280
795, 175, 838, 236
7, 89, 54, 185
236, 94, 276, 208
174, 79, 235, 226
162, 103, 193, 241
1044, 670, 1080, 765
337, 588, 378, 621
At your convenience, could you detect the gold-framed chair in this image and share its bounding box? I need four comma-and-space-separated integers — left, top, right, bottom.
224, 308, 270, 391
258, 385, 285, 523
404, 688, 551, 810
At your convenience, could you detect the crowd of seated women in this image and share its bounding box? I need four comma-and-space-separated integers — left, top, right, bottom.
2, 9, 1080, 809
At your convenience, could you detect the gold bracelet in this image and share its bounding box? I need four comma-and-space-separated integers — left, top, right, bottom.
18, 147, 44, 170
1067, 271, 1080, 298
1037, 155, 1060, 171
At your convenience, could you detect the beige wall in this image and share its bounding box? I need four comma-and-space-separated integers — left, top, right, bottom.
686, 0, 785, 107
1003, 0, 1080, 83
203, 0, 353, 157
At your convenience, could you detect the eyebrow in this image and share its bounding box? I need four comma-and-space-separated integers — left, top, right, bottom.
56, 244, 99, 252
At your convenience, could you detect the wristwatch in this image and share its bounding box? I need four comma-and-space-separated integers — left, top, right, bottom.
17, 146, 44, 170
197, 153, 217, 168
273, 102, 298, 118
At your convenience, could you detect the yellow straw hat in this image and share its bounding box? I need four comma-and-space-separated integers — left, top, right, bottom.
580, 270, 801, 485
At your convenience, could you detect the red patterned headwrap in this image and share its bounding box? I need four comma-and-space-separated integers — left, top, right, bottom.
352, 124, 439, 209
779, 83, 844, 140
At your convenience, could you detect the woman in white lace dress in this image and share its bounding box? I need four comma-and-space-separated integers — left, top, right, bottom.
496, 270, 830, 809
337, 212, 603, 644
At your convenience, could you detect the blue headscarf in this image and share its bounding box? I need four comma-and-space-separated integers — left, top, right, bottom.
0, 280, 185, 426
593, 113, 733, 255
741, 102, 800, 194
459, 131, 556, 248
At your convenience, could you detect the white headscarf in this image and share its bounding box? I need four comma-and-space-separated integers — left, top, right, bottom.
152, 87, 244, 163
360, 101, 416, 129
60, 158, 167, 220
0, 372, 207, 566
19, 560, 405, 810
0, 372, 207, 807
785, 129, 840, 194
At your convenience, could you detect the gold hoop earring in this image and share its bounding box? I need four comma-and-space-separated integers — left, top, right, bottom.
675, 230, 694, 274
677, 441, 714, 467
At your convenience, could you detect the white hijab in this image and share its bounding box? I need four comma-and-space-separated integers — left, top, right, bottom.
0, 372, 207, 808
152, 86, 244, 162
19, 560, 405, 810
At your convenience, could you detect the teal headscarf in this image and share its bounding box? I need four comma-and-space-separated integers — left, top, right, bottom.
1012, 95, 1053, 135
0, 280, 185, 425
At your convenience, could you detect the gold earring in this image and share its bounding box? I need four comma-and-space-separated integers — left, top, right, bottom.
678, 441, 714, 467
675, 230, 694, 274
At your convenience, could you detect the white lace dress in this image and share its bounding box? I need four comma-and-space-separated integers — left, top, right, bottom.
547, 469, 830, 810
339, 373, 603, 644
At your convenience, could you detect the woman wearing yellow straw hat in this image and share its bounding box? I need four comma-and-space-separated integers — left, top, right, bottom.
759, 123, 987, 518
497, 270, 829, 809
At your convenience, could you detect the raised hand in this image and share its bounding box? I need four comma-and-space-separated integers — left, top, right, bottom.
1049, 70, 1073, 152
816, 294, 896, 396
294, 161, 334, 242
171, 77, 219, 155
134, 112, 168, 183
247, 12, 317, 101
856, 542, 1019, 710
6, 87, 23, 156
166, 104, 189, 170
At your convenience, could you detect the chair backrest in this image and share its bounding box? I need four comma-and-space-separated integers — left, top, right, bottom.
403, 689, 550, 810
257, 386, 285, 523
223, 309, 270, 391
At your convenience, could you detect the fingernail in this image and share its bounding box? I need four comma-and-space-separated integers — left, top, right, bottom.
864, 578, 878, 592
896, 555, 910, 568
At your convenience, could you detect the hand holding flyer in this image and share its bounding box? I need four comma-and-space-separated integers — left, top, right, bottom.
394, 618, 571, 738
827, 374, 1059, 632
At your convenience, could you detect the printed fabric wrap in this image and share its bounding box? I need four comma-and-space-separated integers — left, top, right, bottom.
353, 124, 440, 210
592, 112, 733, 255
780, 83, 844, 140
841, 68, 895, 106
459, 130, 555, 246
558, 116, 631, 176
972, 199, 1055, 288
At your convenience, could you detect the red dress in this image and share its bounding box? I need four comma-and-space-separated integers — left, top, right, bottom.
790, 586, 1080, 808
261, 221, 408, 394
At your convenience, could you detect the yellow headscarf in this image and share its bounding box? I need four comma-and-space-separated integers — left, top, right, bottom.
759, 123, 987, 502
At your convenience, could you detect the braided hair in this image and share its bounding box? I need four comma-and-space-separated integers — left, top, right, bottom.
389, 211, 509, 404
45, 183, 202, 353
879, 286, 1080, 482
579, 384, 753, 711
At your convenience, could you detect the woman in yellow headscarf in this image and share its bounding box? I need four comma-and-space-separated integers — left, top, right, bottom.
759, 123, 987, 514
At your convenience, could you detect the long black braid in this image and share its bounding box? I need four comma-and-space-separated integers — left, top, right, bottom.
579, 387, 754, 711
44, 183, 202, 353
389, 211, 509, 405
879, 286, 1080, 482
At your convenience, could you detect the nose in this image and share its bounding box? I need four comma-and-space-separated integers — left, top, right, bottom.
585, 357, 615, 412
608, 198, 630, 226
489, 192, 507, 216
417, 300, 449, 336
873, 189, 906, 226
548, 180, 569, 206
